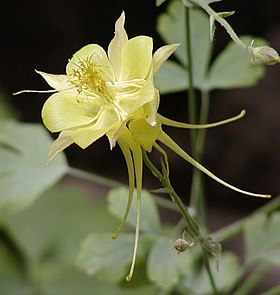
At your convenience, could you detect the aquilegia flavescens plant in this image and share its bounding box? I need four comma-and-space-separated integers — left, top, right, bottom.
16, 11, 270, 281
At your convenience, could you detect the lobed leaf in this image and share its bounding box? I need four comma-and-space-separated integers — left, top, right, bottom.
244, 212, 280, 266
107, 187, 161, 234
147, 236, 194, 291
0, 121, 68, 212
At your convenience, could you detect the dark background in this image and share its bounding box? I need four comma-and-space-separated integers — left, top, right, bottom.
0, 0, 280, 220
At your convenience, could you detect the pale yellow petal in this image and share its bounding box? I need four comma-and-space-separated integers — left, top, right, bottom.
112, 138, 135, 239
120, 36, 153, 80
111, 80, 155, 118
159, 131, 271, 198
36, 70, 74, 91
48, 131, 74, 163
66, 44, 115, 82
108, 11, 128, 80
118, 128, 143, 281
42, 92, 102, 132
71, 106, 120, 148
152, 43, 180, 75
143, 88, 160, 126
129, 118, 162, 152
157, 110, 246, 129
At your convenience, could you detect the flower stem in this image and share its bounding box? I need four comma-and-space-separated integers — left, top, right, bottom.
232, 263, 270, 295
185, 7, 197, 129
212, 195, 280, 241
67, 166, 122, 188
190, 0, 248, 50
142, 149, 218, 294
190, 91, 210, 230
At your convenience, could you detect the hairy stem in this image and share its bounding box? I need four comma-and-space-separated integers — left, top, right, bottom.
142, 149, 218, 294
190, 0, 248, 50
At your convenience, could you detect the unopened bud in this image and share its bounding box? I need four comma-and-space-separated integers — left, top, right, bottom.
251, 46, 280, 65
171, 238, 189, 253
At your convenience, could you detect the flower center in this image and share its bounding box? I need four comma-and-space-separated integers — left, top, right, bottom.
69, 57, 108, 95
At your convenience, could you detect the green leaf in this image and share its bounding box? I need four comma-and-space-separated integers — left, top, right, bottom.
154, 60, 188, 94
0, 242, 31, 295
107, 187, 161, 234
244, 212, 280, 266
156, 1, 211, 90
0, 121, 68, 211
147, 236, 194, 291
156, 0, 168, 6
0, 92, 18, 121
77, 233, 137, 282
0, 186, 119, 267
39, 262, 156, 295
180, 252, 241, 294
204, 36, 266, 90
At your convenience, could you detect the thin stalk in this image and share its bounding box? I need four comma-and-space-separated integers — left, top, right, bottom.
67, 167, 122, 188
212, 195, 280, 241
190, 0, 248, 50
185, 6, 203, 222
202, 248, 219, 295
185, 7, 198, 131
142, 150, 218, 295
232, 263, 270, 295
190, 91, 210, 230
67, 166, 280, 242
67, 167, 182, 214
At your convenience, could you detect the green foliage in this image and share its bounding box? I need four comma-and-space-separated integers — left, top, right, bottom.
0, 92, 18, 121
155, 1, 266, 93
0, 185, 158, 294
180, 252, 241, 294
244, 213, 280, 266
147, 236, 194, 291
0, 121, 67, 212
108, 187, 161, 234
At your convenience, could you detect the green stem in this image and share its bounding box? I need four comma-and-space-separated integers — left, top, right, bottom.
67, 167, 280, 242
190, 91, 210, 230
202, 248, 219, 295
190, 0, 248, 50
67, 167, 122, 188
142, 150, 218, 295
67, 167, 183, 214
185, 6, 204, 224
232, 263, 270, 295
142, 150, 199, 237
212, 195, 280, 241
185, 7, 197, 130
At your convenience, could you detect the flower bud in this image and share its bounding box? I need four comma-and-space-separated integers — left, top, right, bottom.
252, 46, 280, 65
171, 238, 190, 253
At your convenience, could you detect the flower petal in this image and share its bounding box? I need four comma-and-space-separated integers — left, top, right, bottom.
129, 118, 162, 152
152, 43, 180, 75
42, 92, 102, 132
111, 80, 155, 119
108, 11, 128, 80
36, 70, 74, 91
112, 138, 135, 239
159, 131, 271, 198
48, 131, 74, 162
66, 44, 115, 82
143, 88, 160, 126
120, 36, 153, 80
71, 106, 121, 148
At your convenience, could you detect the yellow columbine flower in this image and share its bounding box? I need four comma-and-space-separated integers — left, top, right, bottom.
15, 11, 270, 281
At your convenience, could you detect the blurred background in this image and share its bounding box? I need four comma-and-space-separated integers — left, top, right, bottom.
0, 0, 279, 223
